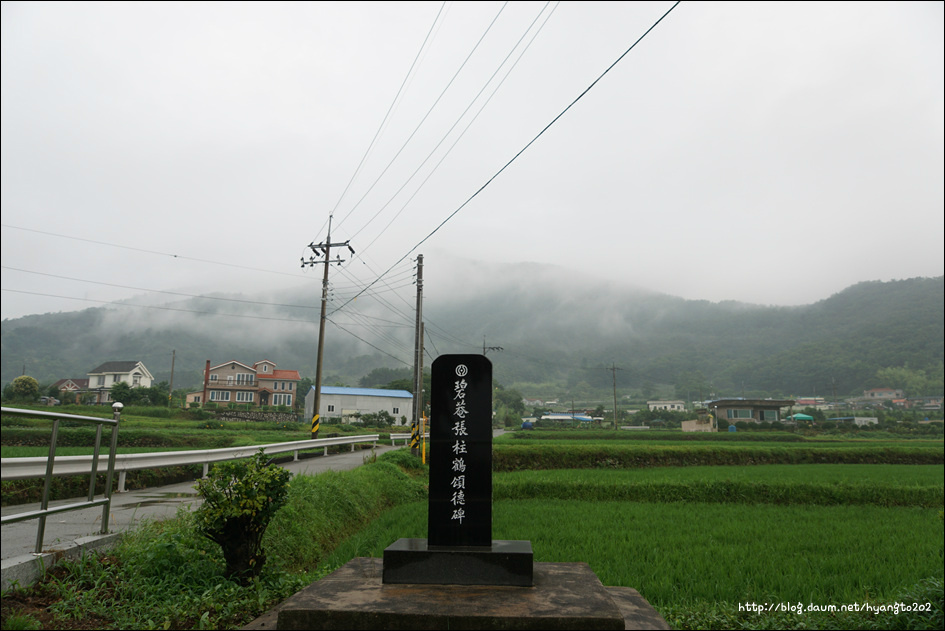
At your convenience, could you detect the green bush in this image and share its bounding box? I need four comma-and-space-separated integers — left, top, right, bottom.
194, 450, 291, 584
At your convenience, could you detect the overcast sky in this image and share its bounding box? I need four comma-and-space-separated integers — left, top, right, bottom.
2, 1, 943, 324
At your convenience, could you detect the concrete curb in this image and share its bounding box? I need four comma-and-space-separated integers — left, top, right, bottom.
1, 532, 123, 592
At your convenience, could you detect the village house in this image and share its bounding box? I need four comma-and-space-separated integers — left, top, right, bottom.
706, 398, 796, 424
647, 400, 686, 412
86, 361, 154, 404
187, 360, 301, 408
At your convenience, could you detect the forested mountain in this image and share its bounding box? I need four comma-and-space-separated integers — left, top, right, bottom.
2, 271, 942, 399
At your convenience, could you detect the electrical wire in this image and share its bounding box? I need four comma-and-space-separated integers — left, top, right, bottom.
330, 1, 681, 316
328, 2, 447, 222
1, 288, 317, 324
2, 266, 321, 311
333, 2, 510, 234
2, 224, 307, 279
348, 1, 558, 255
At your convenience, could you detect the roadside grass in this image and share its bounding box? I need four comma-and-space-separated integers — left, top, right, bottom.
3, 437, 943, 630
0, 450, 426, 630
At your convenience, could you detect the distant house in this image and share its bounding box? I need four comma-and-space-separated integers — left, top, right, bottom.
648, 400, 686, 412
706, 398, 795, 424
87, 361, 154, 404
304, 386, 413, 425
53, 378, 90, 394
199, 359, 301, 408
863, 388, 904, 400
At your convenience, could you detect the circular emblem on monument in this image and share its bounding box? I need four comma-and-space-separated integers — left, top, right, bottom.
455, 364, 468, 377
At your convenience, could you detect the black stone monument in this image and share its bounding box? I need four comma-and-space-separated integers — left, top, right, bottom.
382, 354, 534, 586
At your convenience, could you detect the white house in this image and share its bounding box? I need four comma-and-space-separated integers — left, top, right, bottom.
648, 400, 686, 412
87, 360, 154, 403
304, 386, 413, 425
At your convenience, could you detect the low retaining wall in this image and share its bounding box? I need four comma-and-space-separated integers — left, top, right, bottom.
215, 410, 298, 423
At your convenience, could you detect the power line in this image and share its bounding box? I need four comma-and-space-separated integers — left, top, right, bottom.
329, 2, 447, 221
345, 2, 556, 251
2, 266, 321, 311
0, 288, 316, 324
1, 224, 307, 279
333, 2, 510, 234
330, 1, 681, 315
326, 316, 412, 368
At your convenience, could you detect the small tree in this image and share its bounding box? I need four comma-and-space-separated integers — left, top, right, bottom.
109, 381, 133, 404
11, 376, 40, 401
194, 450, 291, 584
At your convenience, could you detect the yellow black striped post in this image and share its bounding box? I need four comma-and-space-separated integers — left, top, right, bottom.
409, 419, 419, 456
311, 413, 320, 439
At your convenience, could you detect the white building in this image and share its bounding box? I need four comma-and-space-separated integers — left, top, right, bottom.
647, 400, 686, 412
304, 386, 413, 425
87, 360, 154, 404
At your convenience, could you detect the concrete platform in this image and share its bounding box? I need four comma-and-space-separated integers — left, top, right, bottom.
243, 558, 670, 630
382, 538, 534, 586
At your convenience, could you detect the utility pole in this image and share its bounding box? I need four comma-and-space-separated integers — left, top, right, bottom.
483, 336, 503, 356
168, 349, 176, 407
609, 363, 623, 430
411, 255, 424, 457
301, 216, 354, 438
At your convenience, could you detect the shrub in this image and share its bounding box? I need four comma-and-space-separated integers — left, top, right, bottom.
194, 449, 291, 584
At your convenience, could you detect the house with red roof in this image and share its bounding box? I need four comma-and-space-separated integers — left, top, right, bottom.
190, 359, 302, 408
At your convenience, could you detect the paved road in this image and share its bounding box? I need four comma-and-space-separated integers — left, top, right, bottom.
1, 443, 402, 565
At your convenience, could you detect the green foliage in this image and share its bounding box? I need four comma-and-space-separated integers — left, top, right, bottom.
0, 613, 42, 630
2, 511, 308, 630
9, 376, 39, 401
2, 457, 429, 629
264, 457, 427, 574
876, 364, 943, 398
109, 380, 134, 404
359, 367, 412, 388
194, 450, 291, 584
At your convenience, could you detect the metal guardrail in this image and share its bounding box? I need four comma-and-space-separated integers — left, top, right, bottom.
0, 403, 123, 554
1, 434, 380, 492
389, 432, 429, 446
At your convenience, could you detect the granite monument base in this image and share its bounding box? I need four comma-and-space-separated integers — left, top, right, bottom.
243, 557, 670, 630
382, 537, 533, 586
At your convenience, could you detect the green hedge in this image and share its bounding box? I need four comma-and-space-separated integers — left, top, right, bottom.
493, 444, 945, 470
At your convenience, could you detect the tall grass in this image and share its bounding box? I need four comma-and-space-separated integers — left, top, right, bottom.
264, 458, 426, 574
0, 451, 427, 630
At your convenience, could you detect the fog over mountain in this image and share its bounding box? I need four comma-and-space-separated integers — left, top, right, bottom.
2, 260, 942, 400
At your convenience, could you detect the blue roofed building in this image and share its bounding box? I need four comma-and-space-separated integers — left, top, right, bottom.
304, 386, 413, 425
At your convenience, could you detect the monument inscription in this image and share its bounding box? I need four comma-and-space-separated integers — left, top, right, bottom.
428, 354, 492, 548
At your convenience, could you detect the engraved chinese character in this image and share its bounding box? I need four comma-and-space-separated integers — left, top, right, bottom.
452, 458, 466, 472
451, 508, 465, 523
451, 475, 465, 489
451, 490, 465, 505
454, 379, 467, 398
452, 441, 467, 454
452, 419, 468, 435
453, 405, 467, 419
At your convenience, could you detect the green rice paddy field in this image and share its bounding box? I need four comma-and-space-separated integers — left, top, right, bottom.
327, 436, 945, 630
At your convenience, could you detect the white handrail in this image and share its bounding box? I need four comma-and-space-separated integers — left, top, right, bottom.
1, 435, 379, 489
